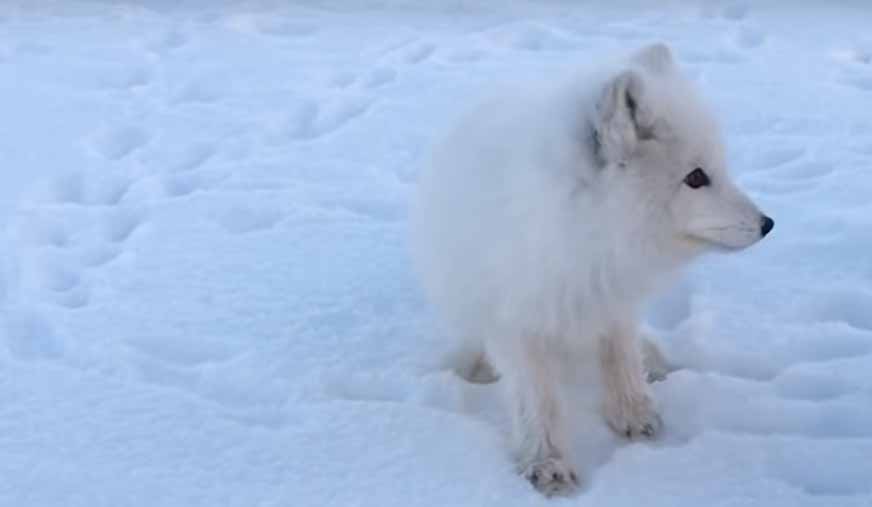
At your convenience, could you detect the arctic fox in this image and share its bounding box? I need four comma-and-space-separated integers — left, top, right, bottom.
411, 43, 773, 496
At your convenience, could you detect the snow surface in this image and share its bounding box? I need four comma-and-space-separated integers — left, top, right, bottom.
2, 1, 872, 506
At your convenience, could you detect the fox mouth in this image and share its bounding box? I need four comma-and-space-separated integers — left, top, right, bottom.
684, 225, 761, 251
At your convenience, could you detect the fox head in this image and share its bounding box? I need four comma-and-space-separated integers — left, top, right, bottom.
591, 43, 773, 257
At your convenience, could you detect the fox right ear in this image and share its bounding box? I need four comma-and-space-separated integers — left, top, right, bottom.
593, 70, 654, 165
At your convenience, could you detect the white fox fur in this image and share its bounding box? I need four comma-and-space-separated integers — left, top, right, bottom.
410, 43, 771, 496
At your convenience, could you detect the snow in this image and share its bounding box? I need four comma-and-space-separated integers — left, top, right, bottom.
1, 1, 871, 506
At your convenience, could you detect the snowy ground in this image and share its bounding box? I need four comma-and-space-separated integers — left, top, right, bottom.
2, 1, 872, 506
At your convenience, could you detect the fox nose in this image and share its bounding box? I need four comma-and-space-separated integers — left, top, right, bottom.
760, 215, 774, 237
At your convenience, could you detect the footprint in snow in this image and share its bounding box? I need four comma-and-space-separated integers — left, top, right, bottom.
101, 207, 146, 243
98, 66, 153, 90
2, 308, 63, 360
50, 171, 131, 206
775, 160, 833, 180
145, 27, 187, 53
172, 78, 222, 104
489, 23, 578, 52
721, 2, 749, 20
404, 42, 435, 64
831, 47, 872, 66
681, 48, 744, 65
743, 178, 817, 196
752, 146, 805, 170
774, 369, 853, 402
170, 142, 216, 173
731, 26, 766, 50
767, 444, 872, 496
89, 125, 151, 161
20, 248, 91, 309
15, 42, 52, 55
18, 216, 71, 249
798, 287, 872, 332
255, 18, 318, 38
364, 67, 397, 89
79, 243, 122, 268
329, 71, 357, 89
445, 48, 487, 63
273, 96, 372, 142
162, 169, 227, 199
37, 261, 81, 293
51, 286, 90, 309
213, 205, 282, 234
840, 72, 872, 92
700, 2, 748, 21
329, 68, 396, 91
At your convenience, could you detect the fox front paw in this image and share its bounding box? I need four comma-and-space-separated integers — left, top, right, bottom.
605, 394, 662, 440
522, 457, 579, 497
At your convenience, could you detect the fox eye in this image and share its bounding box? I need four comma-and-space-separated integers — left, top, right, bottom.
684, 167, 710, 189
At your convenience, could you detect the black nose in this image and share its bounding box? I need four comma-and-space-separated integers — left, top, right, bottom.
760, 215, 774, 237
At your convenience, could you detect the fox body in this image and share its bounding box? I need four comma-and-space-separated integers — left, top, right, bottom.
411, 43, 772, 496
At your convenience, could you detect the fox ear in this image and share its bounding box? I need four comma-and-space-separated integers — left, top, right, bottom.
593, 70, 655, 164
631, 42, 675, 74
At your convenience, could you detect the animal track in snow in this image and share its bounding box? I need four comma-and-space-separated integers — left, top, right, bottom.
768, 445, 872, 496
403, 42, 435, 64
101, 208, 146, 243
364, 67, 397, 89
774, 369, 852, 402
127, 333, 244, 367
170, 142, 217, 172
50, 172, 86, 204
162, 170, 227, 198
329, 71, 357, 88
329, 67, 396, 91
799, 287, 872, 331
721, 3, 749, 20
327, 197, 403, 223
445, 48, 486, 63
276, 96, 372, 141
15, 42, 52, 55
224, 14, 318, 40
98, 66, 152, 90
841, 73, 872, 92
90, 126, 151, 160
2, 308, 63, 360
40, 263, 81, 293
90, 177, 132, 206
51, 286, 90, 309
753, 146, 805, 170
745, 178, 817, 196
256, 18, 318, 38
79, 244, 122, 267
776, 160, 833, 180
681, 49, 744, 65
831, 47, 872, 66
700, 2, 748, 21
488, 23, 577, 52
162, 173, 206, 197
146, 27, 187, 53
732, 26, 766, 49
213, 205, 282, 234
20, 217, 70, 248
173, 79, 221, 104
51, 171, 131, 206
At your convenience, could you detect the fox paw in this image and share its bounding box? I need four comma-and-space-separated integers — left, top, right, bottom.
522, 458, 579, 497
605, 394, 662, 440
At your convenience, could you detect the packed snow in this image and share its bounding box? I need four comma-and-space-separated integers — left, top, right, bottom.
1, 1, 872, 506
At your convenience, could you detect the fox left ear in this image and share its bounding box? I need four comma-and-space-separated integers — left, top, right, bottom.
631, 42, 675, 75
593, 70, 656, 165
